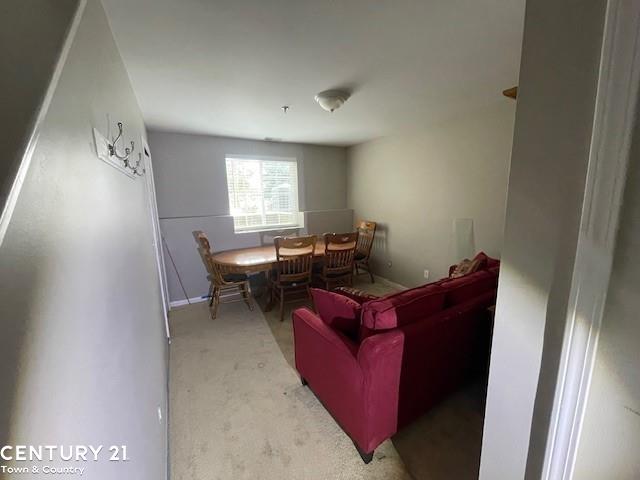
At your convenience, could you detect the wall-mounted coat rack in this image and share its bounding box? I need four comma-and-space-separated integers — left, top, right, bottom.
93, 121, 145, 177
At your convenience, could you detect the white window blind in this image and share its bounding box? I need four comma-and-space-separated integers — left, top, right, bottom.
225, 156, 300, 232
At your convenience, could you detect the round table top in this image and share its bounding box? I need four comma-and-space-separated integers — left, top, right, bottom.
211, 240, 329, 269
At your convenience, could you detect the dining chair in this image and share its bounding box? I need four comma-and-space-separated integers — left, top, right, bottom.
317, 231, 359, 291
206, 252, 253, 319
270, 235, 317, 321
193, 231, 252, 318
259, 229, 301, 296
354, 220, 377, 283
194, 230, 216, 300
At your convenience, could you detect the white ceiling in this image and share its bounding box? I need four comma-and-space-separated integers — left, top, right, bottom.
102, 0, 525, 146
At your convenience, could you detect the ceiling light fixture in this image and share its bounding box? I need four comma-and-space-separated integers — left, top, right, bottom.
314, 89, 350, 112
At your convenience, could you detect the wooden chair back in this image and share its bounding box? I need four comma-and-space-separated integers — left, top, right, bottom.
356, 220, 377, 258
193, 230, 253, 318
323, 231, 359, 277
260, 228, 301, 246
194, 230, 212, 254
194, 230, 216, 277
274, 235, 317, 284
194, 230, 238, 285
208, 255, 238, 286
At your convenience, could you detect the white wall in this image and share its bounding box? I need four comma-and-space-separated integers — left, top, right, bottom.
0, 1, 167, 478
148, 131, 352, 302
347, 102, 515, 287
572, 114, 640, 479
478, 0, 607, 478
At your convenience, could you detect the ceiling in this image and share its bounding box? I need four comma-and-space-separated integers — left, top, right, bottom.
102, 0, 525, 146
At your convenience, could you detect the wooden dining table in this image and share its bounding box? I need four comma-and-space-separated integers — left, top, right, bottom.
212, 238, 359, 313
211, 240, 334, 312
210, 240, 329, 274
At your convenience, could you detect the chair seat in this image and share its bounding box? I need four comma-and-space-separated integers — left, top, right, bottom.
355, 252, 367, 260
273, 279, 311, 288
223, 273, 248, 283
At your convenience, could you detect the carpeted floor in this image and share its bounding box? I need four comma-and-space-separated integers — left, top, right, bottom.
169, 278, 486, 479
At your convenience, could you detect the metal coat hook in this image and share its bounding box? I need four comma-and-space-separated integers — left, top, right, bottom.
108, 122, 135, 162
125, 153, 145, 176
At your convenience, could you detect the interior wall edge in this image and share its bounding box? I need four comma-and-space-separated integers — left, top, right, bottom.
0, 0, 84, 249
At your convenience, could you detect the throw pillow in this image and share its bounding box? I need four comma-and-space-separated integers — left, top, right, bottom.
472, 251, 490, 270
333, 286, 379, 304
310, 288, 361, 339
450, 258, 482, 278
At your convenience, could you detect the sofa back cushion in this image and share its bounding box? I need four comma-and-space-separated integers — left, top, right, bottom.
439, 270, 498, 307
310, 288, 361, 339
361, 284, 445, 331
390, 288, 497, 427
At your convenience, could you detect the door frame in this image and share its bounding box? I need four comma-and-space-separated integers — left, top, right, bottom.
541, 0, 640, 478
142, 139, 171, 339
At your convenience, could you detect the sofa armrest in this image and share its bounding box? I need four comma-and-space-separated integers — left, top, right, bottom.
292, 308, 366, 443
293, 308, 359, 363
357, 330, 405, 453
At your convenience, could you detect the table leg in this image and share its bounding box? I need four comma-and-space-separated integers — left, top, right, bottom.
264, 269, 275, 312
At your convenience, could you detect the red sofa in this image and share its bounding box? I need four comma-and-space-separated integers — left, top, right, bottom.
292, 258, 499, 463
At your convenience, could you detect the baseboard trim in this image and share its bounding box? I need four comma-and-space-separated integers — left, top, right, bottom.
169, 295, 209, 309
373, 275, 408, 291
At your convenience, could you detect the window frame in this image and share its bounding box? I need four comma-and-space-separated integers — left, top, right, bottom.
224, 154, 302, 233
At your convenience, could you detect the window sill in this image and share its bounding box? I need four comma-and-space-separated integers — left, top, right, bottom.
234, 225, 303, 235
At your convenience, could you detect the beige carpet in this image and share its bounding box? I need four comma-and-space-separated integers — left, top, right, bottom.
169, 298, 412, 480
170, 277, 486, 479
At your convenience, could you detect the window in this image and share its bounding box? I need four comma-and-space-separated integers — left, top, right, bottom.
225, 156, 300, 232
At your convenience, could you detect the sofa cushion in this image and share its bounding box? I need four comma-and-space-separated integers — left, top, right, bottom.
361, 284, 445, 331
310, 288, 361, 339
439, 270, 498, 307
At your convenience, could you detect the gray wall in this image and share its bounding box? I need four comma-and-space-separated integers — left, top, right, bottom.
572, 114, 640, 479
347, 102, 515, 287
0, 1, 167, 479
0, 0, 77, 217
148, 131, 351, 302
479, 0, 607, 478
